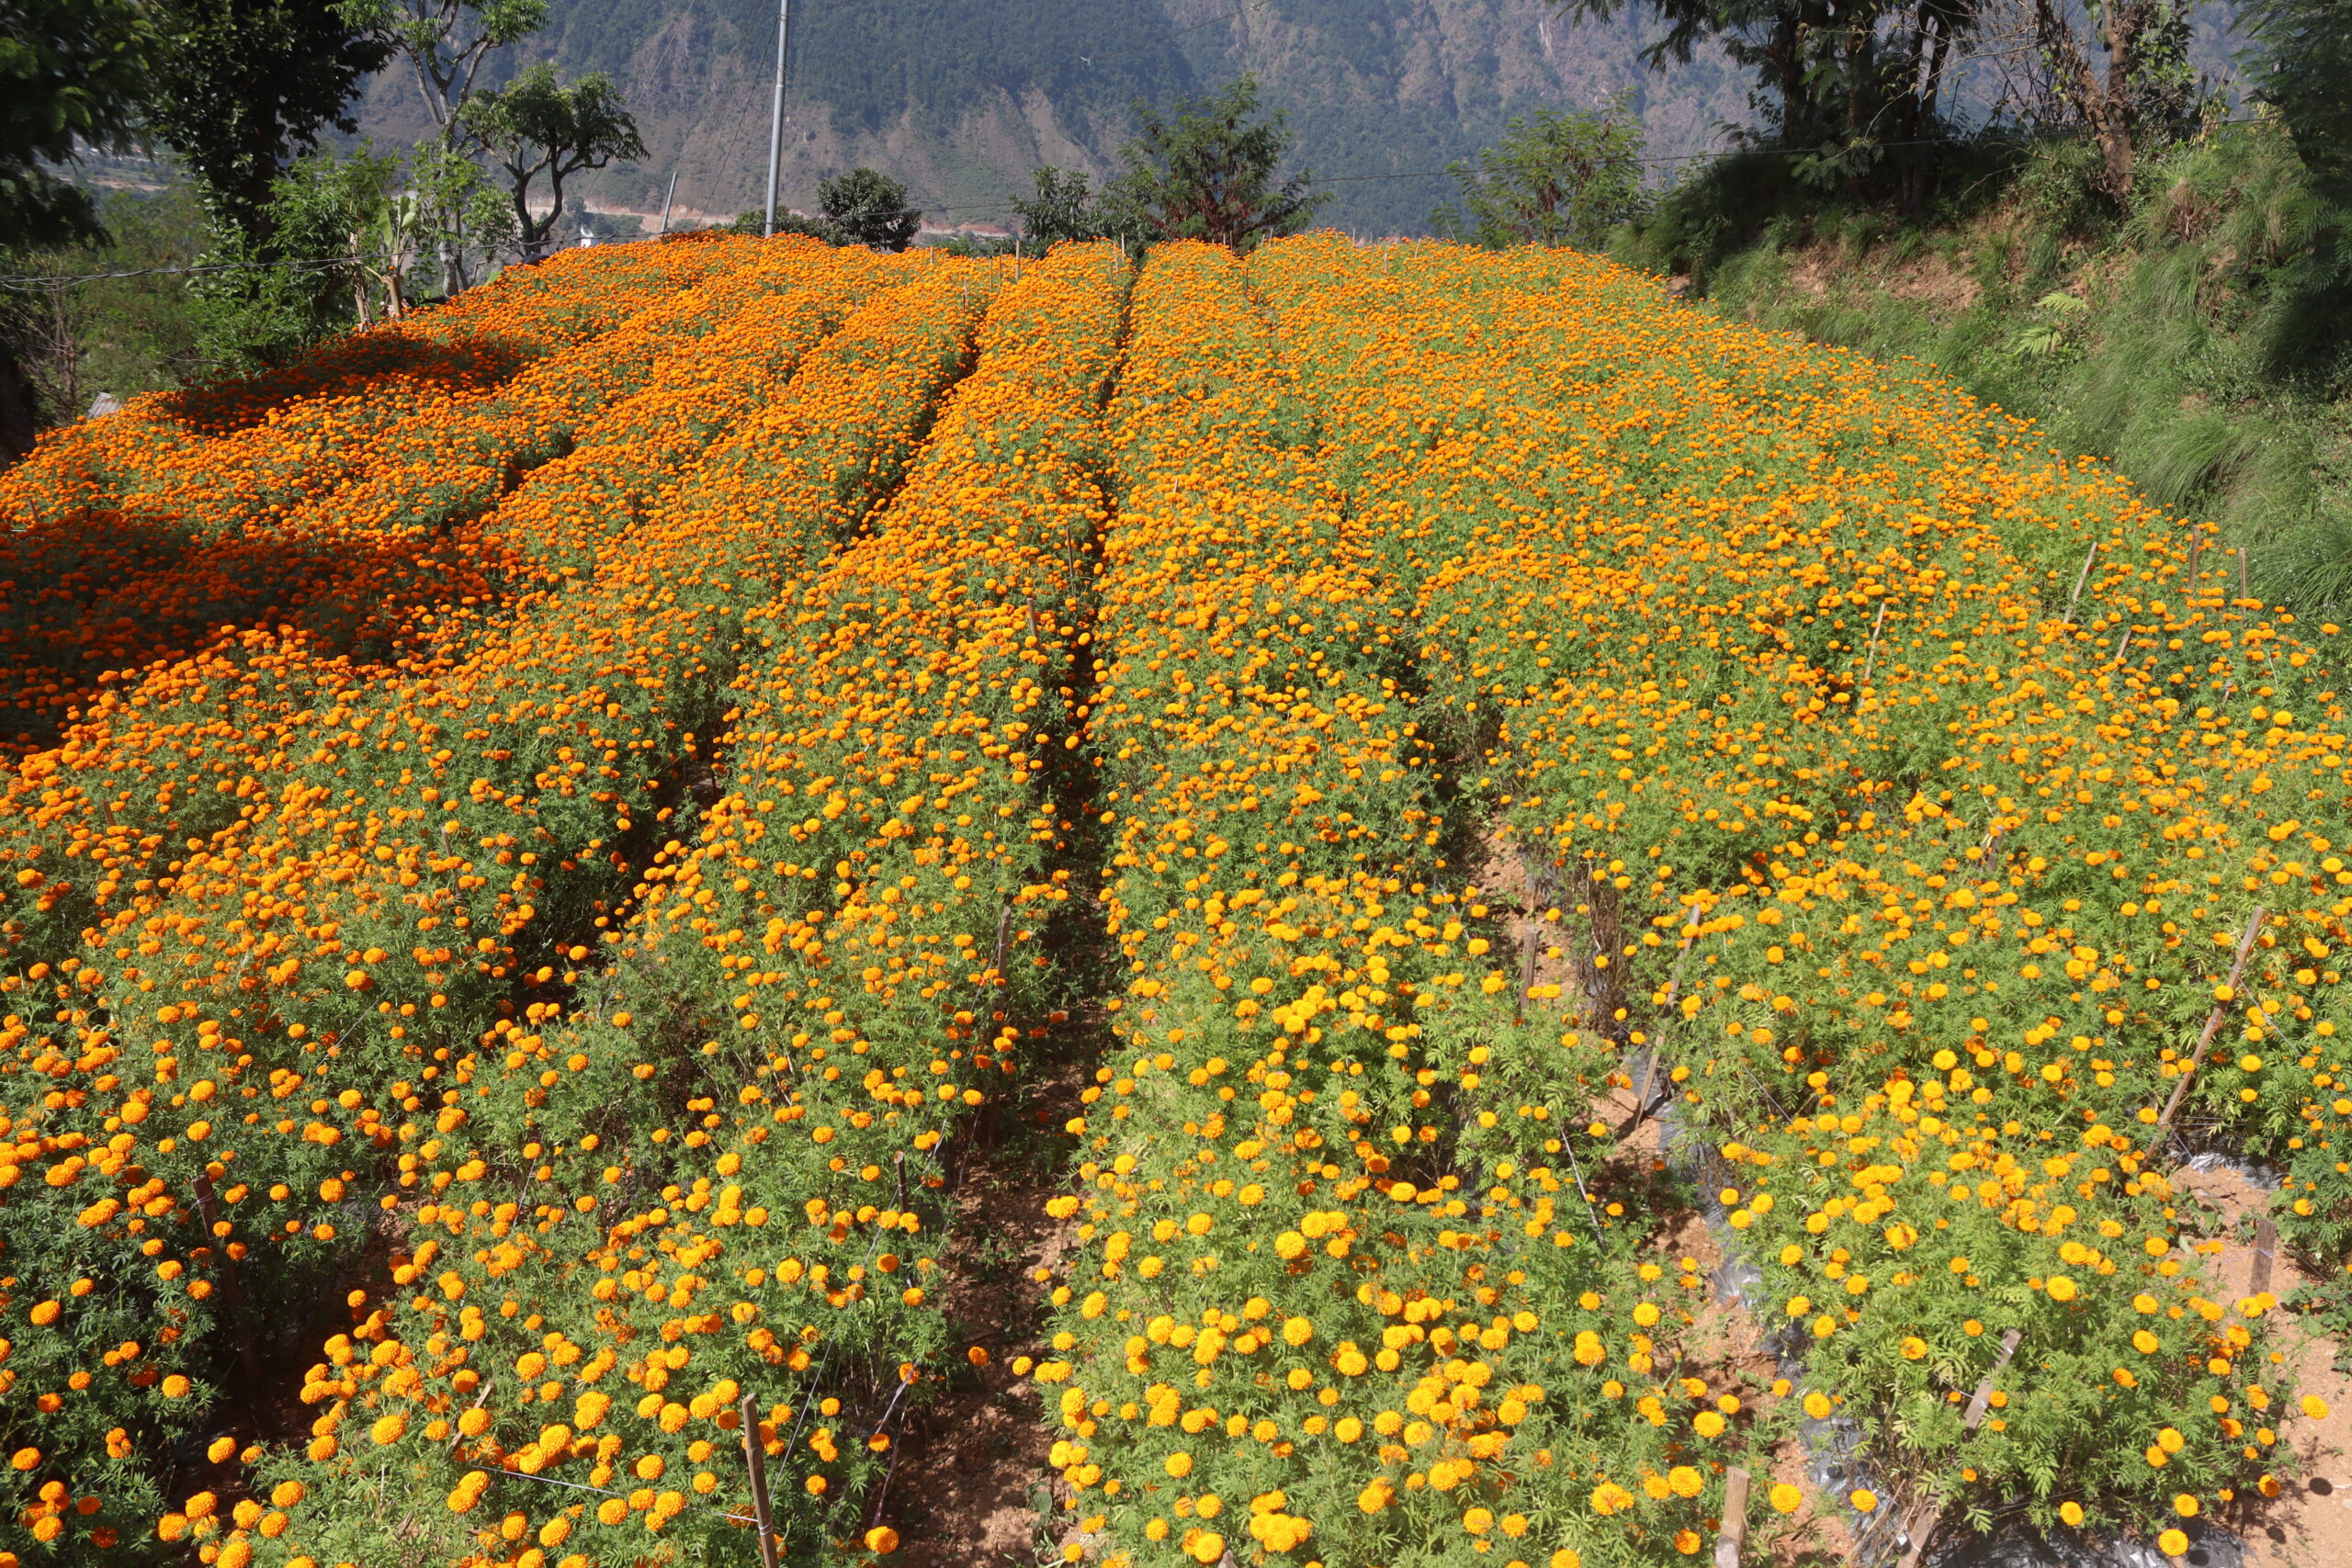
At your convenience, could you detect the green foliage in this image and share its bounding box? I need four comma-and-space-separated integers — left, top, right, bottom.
334, 0, 550, 285
1010, 165, 1110, 254
2244, 0, 2352, 206
0, 0, 153, 249
1657, 120, 2352, 620
1615, 137, 2026, 285
1101, 75, 1325, 252
1557, 0, 1976, 190
141, 0, 393, 246
460, 62, 645, 260
817, 166, 922, 252
726, 207, 833, 242
187, 139, 481, 370
0, 186, 209, 422
334, 0, 548, 131
1431, 94, 1649, 252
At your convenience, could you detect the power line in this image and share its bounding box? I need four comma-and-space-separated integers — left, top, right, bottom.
0, 254, 397, 292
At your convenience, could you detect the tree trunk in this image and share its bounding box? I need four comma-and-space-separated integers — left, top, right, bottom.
0, 337, 41, 466
2034, 0, 2152, 201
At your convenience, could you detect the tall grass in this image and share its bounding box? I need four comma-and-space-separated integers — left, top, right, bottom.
1619, 121, 2352, 615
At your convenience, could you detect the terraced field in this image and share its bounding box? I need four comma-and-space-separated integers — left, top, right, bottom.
4, 230, 2347, 1568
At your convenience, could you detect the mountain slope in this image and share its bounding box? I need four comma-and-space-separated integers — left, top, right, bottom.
356, 0, 1758, 236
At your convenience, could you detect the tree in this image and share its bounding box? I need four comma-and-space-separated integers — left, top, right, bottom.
187, 141, 418, 370
461, 63, 645, 261
2242, 0, 2352, 204
334, 0, 548, 285
2028, 0, 2201, 201
1432, 95, 1650, 251
141, 0, 392, 248
1556, 0, 1983, 196
818, 167, 922, 251
1101, 75, 1323, 251
0, 0, 154, 458
1, 0, 152, 249
1010, 165, 1109, 254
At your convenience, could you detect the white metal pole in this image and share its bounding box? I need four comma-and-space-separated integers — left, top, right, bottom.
763, 0, 793, 236
659, 170, 677, 236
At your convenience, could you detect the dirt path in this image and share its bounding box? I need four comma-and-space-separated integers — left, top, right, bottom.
2167, 1161, 2352, 1568
874, 1007, 1094, 1565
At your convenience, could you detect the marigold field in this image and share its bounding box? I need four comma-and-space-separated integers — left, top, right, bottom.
2, 230, 2348, 1568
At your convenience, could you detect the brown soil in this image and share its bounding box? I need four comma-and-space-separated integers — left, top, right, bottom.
2166, 1161, 2352, 1568
876, 1034, 1091, 1566
1555, 1006, 1856, 1566
1775, 239, 1982, 321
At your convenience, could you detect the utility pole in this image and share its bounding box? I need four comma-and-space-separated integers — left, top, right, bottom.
763, 0, 795, 236
658, 170, 678, 236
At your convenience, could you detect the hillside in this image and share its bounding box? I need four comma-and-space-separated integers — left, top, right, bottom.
355, 0, 1758, 236
1628, 119, 2352, 614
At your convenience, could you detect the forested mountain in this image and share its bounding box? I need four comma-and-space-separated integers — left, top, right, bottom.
354, 0, 1760, 235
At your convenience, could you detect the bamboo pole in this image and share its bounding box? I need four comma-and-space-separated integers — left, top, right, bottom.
740, 1391, 781, 1568
2157, 907, 2268, 1133
1859, 598, 1890, 687
1514, 921, 1541, 1025
2061, 540, 2098, 626
1898, 1329, 2027, 1568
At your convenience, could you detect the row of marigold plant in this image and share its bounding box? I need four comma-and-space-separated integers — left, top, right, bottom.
225, 240, 1133, 1568
1245, 232, 2346, 1561
0, 239, 735, 749
0, 244, 986, 1562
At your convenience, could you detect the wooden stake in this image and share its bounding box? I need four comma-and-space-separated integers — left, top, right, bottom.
1896, 1329, 2026, 1568
2158, 907, 2268, 1133
1514, 923, 1541, 1024
1894, 1498, 1939, 1568
741, 1391, 781, 1568
2061, 541, 2098, 626
1859, 598, 1890, 688
1962, 1327, 2025, 1429
2251, 1214, 2278, 1300
1713, 1466, 1751, 1568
